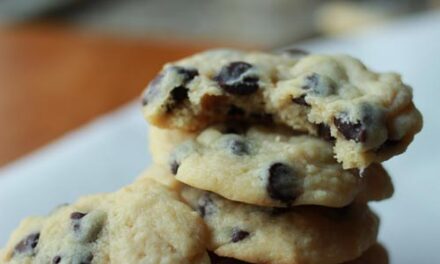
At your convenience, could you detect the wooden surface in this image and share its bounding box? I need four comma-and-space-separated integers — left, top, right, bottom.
0, 25, 215, 167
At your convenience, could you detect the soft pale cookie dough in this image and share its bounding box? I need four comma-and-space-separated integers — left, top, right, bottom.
149, 126, 195, 167
181, 186, 379, 264
142, 49, 422, 169
169, 125, 393, 208
0, 178, 209, 264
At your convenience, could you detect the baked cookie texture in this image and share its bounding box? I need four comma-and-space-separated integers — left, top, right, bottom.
181, 186, 379, 264
142, 49, 422, 169
150, 125, 393, 208
0, 178, 209, 264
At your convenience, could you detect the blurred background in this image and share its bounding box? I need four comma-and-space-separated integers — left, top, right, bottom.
0, 0, 439, 167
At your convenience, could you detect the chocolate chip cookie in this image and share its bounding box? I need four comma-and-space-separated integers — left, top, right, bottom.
181, 186, 379, 264
142, 49, 422, 169
169, 125, 393, 208
0, 178, 209, 264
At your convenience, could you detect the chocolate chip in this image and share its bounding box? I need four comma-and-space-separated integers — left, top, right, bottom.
267, 163, 302, 204
302, 73, 319, 90
170, 160, 180, 175
231, 228, 250, 243
208, 252, 252, 264
14, 233, 40, 255
227, 105, 246, 117
302, 73, 335, 96
292, 94, 310, 106
166, 67, 197, 105
215, 62, 259, 95
142, 73, 164, 106
317, 123, 334, 141
70, 212, 87, 220
71, 212, 87, 232
197, 194, 216, 218
334, 115, 367, 143
53, 255, 62, 264
227, 139, 250, 156
71, 212, 105, 243
170, 86, 189, 103
173, 66, 199, 85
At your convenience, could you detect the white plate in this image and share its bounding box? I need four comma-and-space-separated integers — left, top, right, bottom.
1, 11, 440, 263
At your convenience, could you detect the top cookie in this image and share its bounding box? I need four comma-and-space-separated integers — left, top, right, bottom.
0, 177, 209, 264
142, 49, 423, 168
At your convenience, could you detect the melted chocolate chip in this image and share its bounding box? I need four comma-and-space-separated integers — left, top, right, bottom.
72, 212, 104, 243
317, 123, 334, 142
165, 67, 198, 111
173, 66, 199, 85
208, 252, 252, 264
215, 62, 259, 95
197, 194, 216, 218
231, 228, 250, 243
267, 163, 302, 204
302, 73, 335, 96
53, 255, 62, 264
14, 233, 40, 255
71, 212, 87, 232
302, 73, 319, 90
170, 86, 189, 103
170, 160, 180, 175
142, 66, 197, 107
292, 94, 310, 106
227, 139, 250, 156
70, 212, 87, 220
227, 105, 246, 117
334, 115, 367, 143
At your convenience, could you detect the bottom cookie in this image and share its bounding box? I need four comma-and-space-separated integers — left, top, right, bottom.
182, 186, 379, 264
0, 177, 209, 264
209, 243, 388, 264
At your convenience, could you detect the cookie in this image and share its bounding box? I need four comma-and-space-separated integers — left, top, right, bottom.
149, 126, 195, 168
0, 178, 209, 264
142, 49, 422, 169
209, 243, 388, 264
181, 186, 379, 264
170, 125, 393, 208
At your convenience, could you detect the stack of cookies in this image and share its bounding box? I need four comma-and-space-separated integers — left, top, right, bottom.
0, 49, 422, 264
143, 49, 422, 263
